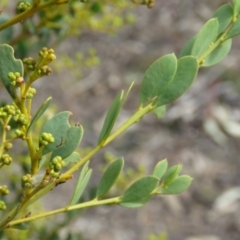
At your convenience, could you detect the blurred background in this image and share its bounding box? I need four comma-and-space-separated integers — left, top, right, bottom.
1, 0, 240, 239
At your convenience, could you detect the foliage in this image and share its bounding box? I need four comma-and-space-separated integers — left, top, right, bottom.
0, 0, 240, 239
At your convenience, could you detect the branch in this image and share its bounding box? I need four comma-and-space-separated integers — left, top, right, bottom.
0, 0, 69, 32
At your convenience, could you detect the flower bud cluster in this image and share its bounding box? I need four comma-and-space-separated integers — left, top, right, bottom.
0, 104, 27, 127
23, 57, 37, 71
37, 65, 52, 76
4, 142, 13, 151
0, 201, 6, 210
0, 185, 9, 196
26, 87, 37, 99
39, 132, 55, 146
0, 154, 12, 165
8, 72, 24, 86
49, 156, 65, 177
13, 113, 29, 126
39, 47, 56, 65
15, 129, 25, 138
145, 0, 154, 8
0, 104, 18, 119
17, 1, 31, 13
134, 0, 154, 8
4, 104, 17, 115
21, 174, 34, 189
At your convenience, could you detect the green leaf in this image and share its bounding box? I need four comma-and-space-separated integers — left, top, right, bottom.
96, 158, 124, 198
202, 39, 232, 67
9, 222, 29, 230
226, 17, 240, 39
0, 44, 24, 99
162, 165, 182, 186
155, 56, 198, 106
179, 36, 196, 58
191, 18, 219, 57
152, 159, 168, 179
119, 196, 150, 208
26, 97, 52, 136
50, 125, 83, 160
64, 152, 80, 166
153, 105, 166, 119
98, 91, 124, 144
140, 54, 178, 105
40, 111, 71, 155
179, 5, 232, 57
162, 175, 193, 194
233, 0, 240, 17
121, 176, 158, 203
70, 162, 92, 205
213, 3, 233, 34
0, 14, 14, 43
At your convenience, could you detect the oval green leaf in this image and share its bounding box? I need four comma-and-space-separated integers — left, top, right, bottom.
213, 3, 233, 34
121, 176, 159, 203
40, 111, 71, 155
226, 17, 240, 39
96, 158, 124, 198
162, 175, 193, 194
27, 97, 52, 136
98, 91, 124, 144
155, 56, 198, 106
162, 165, 182, 186
0, 44, 24, 99
50, 125, 83, 160
152, 159, 168, 179
191, 18, 219, 57
233, 0, 240, 17
202, 39, 232, 67
140, 53, 177, 105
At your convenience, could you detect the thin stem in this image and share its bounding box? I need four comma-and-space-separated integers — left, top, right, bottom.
0, 204, 21, 229
0, 103, 154, 225
198, 17, 236, 65
0, 115, 12, 157
0, 0, 69, 32
59, 103, 153, 180
6, 197, 121, 228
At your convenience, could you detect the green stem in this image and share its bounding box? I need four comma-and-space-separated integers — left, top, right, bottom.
59, 103, 153, 180
198, 17, 236, 65
0, 115, 12, 157
0, 103, 154, 226
20, 182, 54, 213
0, 0, 69, 32
0, 204, 21, 230
26, 135, 38, 175
6, 197, 120, 228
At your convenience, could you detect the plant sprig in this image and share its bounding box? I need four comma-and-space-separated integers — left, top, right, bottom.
0, 0, 69, 32
1, 0, 240, 235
